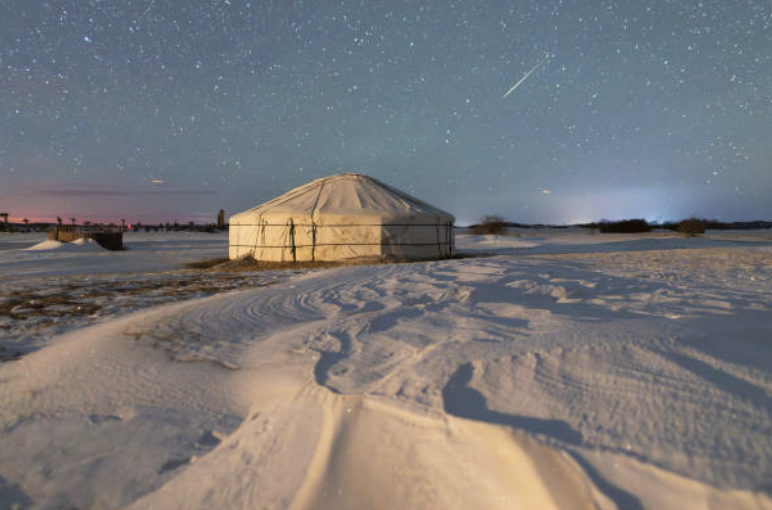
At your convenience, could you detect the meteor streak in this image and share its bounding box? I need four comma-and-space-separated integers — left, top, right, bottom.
502, 54, 550, 100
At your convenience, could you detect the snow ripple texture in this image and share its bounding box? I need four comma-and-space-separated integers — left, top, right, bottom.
123, 249, 772, 494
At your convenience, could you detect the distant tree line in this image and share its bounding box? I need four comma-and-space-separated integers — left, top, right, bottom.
580, 218, 772, 234
468, 215, 571, 234
0, 210, 229, 233
467, 215, 772, 236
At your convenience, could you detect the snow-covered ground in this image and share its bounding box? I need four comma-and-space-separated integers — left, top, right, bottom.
0, 231, 229, 276
0, 232, 288, 358
1, 230, 772, 509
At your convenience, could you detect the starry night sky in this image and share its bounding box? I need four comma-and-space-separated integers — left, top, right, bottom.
1, 0, 770, 225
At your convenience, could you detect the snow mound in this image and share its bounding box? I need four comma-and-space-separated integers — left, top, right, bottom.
24, 240, 65, 251
24, 238, 106, 252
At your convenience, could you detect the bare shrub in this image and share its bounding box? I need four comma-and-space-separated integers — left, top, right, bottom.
675, 217, 706, 237
470, 215, 507, 235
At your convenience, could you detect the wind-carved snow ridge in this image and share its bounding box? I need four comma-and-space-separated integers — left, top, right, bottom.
442, 362, 584, 444
2, 231, 772, 509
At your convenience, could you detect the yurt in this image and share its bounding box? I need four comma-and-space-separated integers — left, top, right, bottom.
229, 173, 455, 262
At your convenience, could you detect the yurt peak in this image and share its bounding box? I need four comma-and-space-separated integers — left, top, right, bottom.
229, 174, 455, 262
300, 172, 381, 185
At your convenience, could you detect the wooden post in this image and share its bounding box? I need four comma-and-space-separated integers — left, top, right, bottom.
217, 209, 225, 230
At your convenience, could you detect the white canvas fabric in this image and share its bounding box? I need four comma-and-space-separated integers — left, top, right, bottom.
229, 173, 455, 261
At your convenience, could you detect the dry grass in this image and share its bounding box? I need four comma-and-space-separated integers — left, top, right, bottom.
195, 257, 353, 272
197, 254, 472, 272
0, 292, 102, 319
184, 257, 230, 269
0, 273, 283, 362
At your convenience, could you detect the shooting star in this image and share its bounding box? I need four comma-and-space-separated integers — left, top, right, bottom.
502, 54, 550, 100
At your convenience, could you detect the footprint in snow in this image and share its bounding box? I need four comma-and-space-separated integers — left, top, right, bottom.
196, 429, 225, 447
159, 456, 195, 474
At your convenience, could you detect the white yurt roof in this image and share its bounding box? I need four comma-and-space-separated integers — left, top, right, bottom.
231, 173, 454, 224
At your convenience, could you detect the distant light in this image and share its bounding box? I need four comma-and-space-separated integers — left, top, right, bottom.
539, 189, 552, 195
151, 179, 165, 185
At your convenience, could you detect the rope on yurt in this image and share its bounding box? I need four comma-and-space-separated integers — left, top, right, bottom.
289, 218, 297, 262
309, 182, 326, 261
252, 217, 262, 258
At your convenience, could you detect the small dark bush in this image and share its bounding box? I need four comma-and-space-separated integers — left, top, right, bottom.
598, 219, 652, 233
675, 217, 706, 237
470, 215, 507, 235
